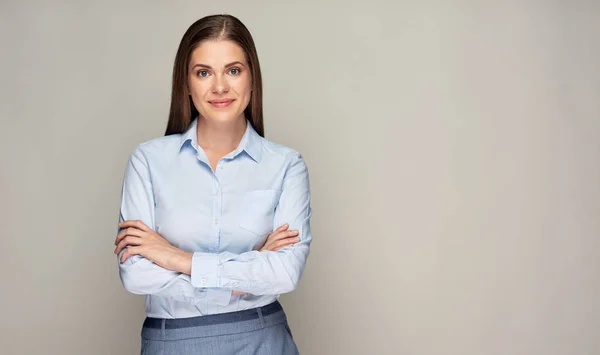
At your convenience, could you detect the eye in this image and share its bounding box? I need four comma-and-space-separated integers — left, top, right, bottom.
197, 70, 209, 77
229, 68, 241, 75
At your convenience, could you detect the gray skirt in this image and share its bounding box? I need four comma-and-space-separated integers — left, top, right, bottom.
141, 301, 299, 354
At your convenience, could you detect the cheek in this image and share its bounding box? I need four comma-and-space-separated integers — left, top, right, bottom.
235, 74, 252, 96
237, 81, 252, 101
188, 79, 209, 97
188, 84, 212, 111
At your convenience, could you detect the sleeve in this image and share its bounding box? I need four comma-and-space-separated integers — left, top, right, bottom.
189, 153, 313, 295
117, 146, 232, 306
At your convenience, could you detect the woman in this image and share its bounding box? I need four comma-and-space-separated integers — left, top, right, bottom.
113, 14, 311, 354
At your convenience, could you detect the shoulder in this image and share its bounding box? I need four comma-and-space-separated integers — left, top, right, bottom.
128, 135, 182, 164
259, 137, 310, 179
260, 137, 305, 164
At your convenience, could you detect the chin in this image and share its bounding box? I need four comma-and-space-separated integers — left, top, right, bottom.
202, 110, 242, 123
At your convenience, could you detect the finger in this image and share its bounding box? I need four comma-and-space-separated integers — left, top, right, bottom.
273, 230, 299, 242
262, 239, 280, 251
118, 220, 151, 232
265, 224, 288, 239
119, 247, 129, 262
114, 229, 127, 246
264, 236, 300, 252
114, 227, 145, 246
120, 246, 141, 263
285, 230, 299, 237
271, 242, 285, 251
114, 236, 143, 255
275, 237, 300, 249
274, 223, 289, 232
267, 229, 299, 243
271, 240, 296, 252
262, 230, 297, 248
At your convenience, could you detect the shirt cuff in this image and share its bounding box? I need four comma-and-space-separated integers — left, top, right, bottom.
206, 288, 232, 307
191, 252, 221, 287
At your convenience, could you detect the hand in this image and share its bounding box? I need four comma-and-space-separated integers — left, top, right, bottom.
259, 223, 300, 252
232, 224, 299, 297
114, 220, 192, 274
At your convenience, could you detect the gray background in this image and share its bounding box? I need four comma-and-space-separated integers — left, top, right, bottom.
1, 1, 599, 354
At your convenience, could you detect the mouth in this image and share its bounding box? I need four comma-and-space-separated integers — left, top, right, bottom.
208, 99, 235, 108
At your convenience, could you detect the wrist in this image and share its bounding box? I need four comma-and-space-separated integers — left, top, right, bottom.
173, 249, 193, 275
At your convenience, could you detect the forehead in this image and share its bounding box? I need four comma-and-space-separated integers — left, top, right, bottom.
189, 40, 247, 66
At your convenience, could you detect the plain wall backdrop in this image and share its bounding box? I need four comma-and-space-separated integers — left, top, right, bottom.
1, 1, 599, 354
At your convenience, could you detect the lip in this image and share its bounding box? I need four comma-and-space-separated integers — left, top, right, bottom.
208, 99, 235, 108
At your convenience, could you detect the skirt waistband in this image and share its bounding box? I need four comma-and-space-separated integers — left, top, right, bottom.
143, 300, 283, 330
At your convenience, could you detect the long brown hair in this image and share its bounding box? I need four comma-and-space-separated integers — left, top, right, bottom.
164, 14, 264, 137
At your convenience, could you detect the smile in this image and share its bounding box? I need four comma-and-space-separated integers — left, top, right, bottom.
208, 99, 235, 108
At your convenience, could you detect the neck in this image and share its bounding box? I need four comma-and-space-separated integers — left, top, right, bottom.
196, 116, 247, 154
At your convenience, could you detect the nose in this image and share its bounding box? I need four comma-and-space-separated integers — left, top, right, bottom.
211, 74, 229, 94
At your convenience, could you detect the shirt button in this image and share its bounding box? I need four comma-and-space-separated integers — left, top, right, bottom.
200, 278, 207, 284
233, 282, 239, 287
214, 218, 219, 225
215, 191, 220, 196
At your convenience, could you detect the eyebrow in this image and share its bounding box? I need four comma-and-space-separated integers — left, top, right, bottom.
191, 61, 245, 70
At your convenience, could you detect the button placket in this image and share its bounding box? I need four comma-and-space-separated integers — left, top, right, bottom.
210, 175, 222, 251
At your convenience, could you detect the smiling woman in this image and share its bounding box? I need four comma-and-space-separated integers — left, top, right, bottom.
114, 14, 310, 355
188, 42, 252, 129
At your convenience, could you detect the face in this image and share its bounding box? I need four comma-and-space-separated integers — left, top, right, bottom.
187, 40, 252, 124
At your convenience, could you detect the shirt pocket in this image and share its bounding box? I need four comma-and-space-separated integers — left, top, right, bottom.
239, 189, 281, 237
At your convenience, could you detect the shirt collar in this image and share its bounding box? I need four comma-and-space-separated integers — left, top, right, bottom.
179, 118, 262, 163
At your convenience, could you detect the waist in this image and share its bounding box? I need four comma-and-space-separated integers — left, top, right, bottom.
142, 300, 287, 341
144, 294, 278, 319
143, 300, 283, 329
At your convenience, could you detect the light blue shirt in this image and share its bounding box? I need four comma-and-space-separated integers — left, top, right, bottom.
117, 118, 312, 318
